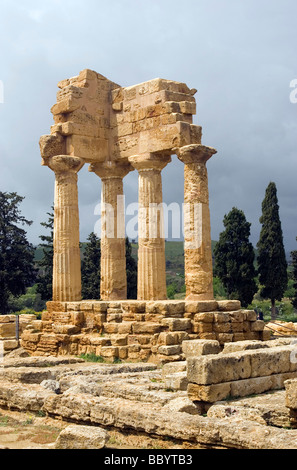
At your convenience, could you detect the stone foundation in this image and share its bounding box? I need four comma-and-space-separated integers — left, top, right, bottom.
0, 314, 36, 354
20, 300, 269, 364
187, 343, 297, 403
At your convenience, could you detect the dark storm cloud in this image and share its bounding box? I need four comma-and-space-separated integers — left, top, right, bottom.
0, 0, 296, 252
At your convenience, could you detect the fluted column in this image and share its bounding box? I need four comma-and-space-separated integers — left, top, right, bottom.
43, 155, 84, 301
89, 161, 133, 300
175, 144, 217, 301
128, 153, 171, 300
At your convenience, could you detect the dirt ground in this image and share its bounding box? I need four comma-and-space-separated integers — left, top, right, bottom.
0, 408, 199, 450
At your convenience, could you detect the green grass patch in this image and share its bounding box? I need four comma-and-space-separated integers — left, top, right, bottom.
79, 353, 105, 363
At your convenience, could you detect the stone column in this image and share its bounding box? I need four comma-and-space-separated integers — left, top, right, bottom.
128, 153, 171, 300
175, 144, 217, 301
43, 155, 84, 302
89, 161, 133, 300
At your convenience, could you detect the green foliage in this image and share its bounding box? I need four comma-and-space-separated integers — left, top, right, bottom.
167, 283, 177, 299
213, 276, 227, 299
248, 299, 296, 323
257, 182, 288, 318
214, 207, 257, 307
81, 235, 137, 300
81, 232, 101, 300
126, 237, 137, 299
290, 238, 297, 309
8, 284, 45, 313
79, 353, 104, 363
0, 192, 36, 314
36, 208, 54, 302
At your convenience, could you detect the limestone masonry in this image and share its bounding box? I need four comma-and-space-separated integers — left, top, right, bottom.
39, 69, 216, 303
20, 300, 269, 362
23, 69, 268, 362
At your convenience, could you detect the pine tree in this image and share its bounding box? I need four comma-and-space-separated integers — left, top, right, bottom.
126, 237, 137, 299
257, 182, 288, 319
290, 238, 297, 310
36, 208, 54, 301
81, 232, 101, 300
214, 207, 257, 307
0, 192, 36, 314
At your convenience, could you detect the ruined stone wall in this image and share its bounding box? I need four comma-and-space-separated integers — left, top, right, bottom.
20, 300, 269, 363
0, 314, 36, 353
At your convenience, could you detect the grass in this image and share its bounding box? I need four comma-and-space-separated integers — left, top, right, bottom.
78, 353, 122, 364
79, 353, 105, 363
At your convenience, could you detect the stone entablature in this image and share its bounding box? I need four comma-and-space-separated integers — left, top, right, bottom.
21, 300, 268, 363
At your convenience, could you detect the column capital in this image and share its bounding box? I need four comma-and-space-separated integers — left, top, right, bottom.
174, 144, 217, 165
42, 155, 85, 174
89, 160, 133, 179
128, 153, 171, 172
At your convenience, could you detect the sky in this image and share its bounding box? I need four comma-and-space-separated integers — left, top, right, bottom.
0, 0, 296, 254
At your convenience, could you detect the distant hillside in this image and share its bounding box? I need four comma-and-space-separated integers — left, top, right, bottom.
34, 241, 218, 269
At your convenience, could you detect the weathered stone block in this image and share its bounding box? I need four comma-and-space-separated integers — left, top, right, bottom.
250, 320, 265, 332
222, 340, 269, 354
52, 324, 80, 335
249, 346, 293, 377
187, 382, 231, 403
217, 300, 241, 311
285, 378, 297, 410
55, 424, 109, 449
185, 301, 218, 313
3, 339, 19, 351
158, 345, 181, 356
71, 311, 84, 326
216, 333, 234, 344
213, 312, 230, 323
100, 346, 119, 358
0, 323, 16, 338
46, 302, 67, 313
157, 332, 178, 346
164, 372, 188, 391
232, 333, 246, 342
117, 322, 134, 334
103, 323, 119, 334
193, 312, 214, 323
213, 322, 231, 333
162, 318, 191, 331
162, 361, 187, 379
192, 322, 213, 334
182, 339, 221, 357
110, 334, 128, 346
244, 310, 257, 321
230, 323, 245, 334
187, 351, 252, 385
132, 323, 162, 334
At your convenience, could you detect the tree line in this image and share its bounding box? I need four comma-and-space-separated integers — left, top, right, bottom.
0, 182, 296, 319
0, 195, 137, 314
214, 182, 291, 319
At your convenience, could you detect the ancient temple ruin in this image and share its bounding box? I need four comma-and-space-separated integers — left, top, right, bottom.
20, 69, 267, 361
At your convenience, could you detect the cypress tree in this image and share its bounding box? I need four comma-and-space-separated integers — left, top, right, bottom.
36, 208, 54, 301
257, 182, 288, 319
290, 238, 297, 310
126, 237, 137, 299
214, 207, 257, 307
81, 232, 101, 300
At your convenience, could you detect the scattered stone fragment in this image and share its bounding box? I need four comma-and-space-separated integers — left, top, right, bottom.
54, 424, 109, 449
